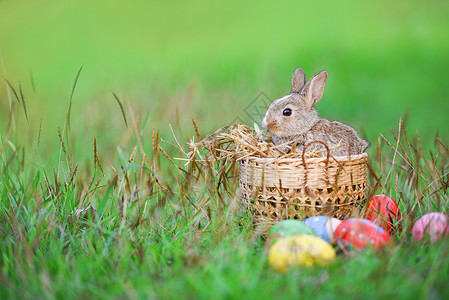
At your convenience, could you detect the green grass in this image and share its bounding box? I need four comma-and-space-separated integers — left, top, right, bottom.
1, 0, 449, 298
1, 96, 449, 298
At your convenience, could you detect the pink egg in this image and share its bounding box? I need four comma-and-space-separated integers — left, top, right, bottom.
412, 212, 449, 242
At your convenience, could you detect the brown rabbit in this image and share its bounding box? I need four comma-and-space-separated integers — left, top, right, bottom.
262, 67, 369, 156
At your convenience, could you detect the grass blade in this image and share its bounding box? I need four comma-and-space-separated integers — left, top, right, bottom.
65, 65, 83, 133
112, 92, 128, 128
4, 79, 20, 104
18, 82, 29, 124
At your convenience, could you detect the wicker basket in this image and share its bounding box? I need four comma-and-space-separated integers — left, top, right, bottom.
239, 144, 368, 222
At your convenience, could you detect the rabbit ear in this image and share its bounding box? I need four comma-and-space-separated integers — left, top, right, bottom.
291, 68, 306, 93
302, 71, 328, 109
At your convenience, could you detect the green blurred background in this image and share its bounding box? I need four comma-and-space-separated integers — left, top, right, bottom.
1, 0, 448, 162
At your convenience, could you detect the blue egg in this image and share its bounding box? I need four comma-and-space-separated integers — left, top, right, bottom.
304, 216, 330, 242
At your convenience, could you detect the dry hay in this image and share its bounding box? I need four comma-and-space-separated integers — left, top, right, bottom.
184, 123, 344, 164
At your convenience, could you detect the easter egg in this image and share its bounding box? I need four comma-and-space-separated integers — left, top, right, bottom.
268, 219, 316, 244
303, 216, 342, 244
334, 218, 392, 250
364, 194, 402, 234
268, 235, 336, 273
326, 217, 342, 244
412, 212, 449, 243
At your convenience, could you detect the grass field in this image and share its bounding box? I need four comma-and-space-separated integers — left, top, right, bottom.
1, 0, 449, 299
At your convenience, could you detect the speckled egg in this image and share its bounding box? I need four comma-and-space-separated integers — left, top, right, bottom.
364, 194, 402, 234
334, 218, 392, 250
268, 235, 336, 273
412, 212, 449, 243
268, 219, 316, 245
303, 216, 342, 244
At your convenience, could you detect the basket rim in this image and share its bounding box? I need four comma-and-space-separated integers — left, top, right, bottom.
239, 152, 368, 164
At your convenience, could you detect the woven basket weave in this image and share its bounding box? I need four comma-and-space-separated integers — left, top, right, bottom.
239, 144, 368, 221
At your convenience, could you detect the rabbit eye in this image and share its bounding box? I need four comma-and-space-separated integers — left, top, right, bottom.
283, 108, 292, 116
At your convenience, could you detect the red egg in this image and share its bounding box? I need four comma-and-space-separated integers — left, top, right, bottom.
364, 194, 402, 234
334, 218, 392, 250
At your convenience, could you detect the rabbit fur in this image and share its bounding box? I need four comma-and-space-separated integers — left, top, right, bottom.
262, 67, 369, 156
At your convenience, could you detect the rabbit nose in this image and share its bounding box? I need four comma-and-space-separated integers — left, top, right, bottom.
262, 117, 268, 129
